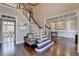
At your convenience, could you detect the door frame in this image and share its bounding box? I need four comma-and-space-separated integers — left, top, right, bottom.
0, 18, 16, 44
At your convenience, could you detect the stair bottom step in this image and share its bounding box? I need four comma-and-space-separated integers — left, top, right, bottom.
35, 42, 54, 53
37, 41, 51, 49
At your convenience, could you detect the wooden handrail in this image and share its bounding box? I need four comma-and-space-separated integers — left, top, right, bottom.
45, 25, 51, 29
31, 16, 42, 28
21, 3, 32, 13
22, 3, 42, 28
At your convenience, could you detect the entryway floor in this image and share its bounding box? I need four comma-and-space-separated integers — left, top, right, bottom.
0, 38, 79, 56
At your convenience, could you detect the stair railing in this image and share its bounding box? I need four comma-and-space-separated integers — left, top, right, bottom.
18, 3, 43, 43
45, 25, 51, 39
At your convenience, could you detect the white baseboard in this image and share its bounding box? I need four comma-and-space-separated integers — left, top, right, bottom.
0, 40, 24, 45
58, 36, 75, 39
16, 40, 24, 44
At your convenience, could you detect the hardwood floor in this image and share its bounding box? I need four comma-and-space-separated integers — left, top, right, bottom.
0, 37, 79, 56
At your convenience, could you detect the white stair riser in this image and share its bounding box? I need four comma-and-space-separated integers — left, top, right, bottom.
35, 42, 54, 52
37, 40, 51, 47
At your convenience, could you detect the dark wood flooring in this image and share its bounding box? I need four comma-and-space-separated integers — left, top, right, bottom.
0, 37, 79, 56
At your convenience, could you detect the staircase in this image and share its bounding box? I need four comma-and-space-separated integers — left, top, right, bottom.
30, 19, 54, 52
35, 34, 54, 53
17, 3, 54, 53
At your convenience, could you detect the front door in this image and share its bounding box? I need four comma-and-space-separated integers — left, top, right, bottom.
2, 20, 16, 45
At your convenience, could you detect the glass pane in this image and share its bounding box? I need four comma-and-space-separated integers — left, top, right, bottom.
11, 22, 14, 25
8, 22, 11, 25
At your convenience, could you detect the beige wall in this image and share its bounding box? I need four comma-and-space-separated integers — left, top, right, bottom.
33, 3, 79, 28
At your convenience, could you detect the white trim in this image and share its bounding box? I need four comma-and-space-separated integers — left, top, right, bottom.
0, 4, 20, 12
16, 40, 24, 44
45, 10, 77, 20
